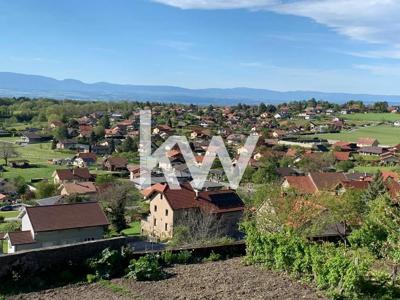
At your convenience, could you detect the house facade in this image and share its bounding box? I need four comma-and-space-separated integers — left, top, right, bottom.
141, 183, 244, 240
5, 202, 109, 253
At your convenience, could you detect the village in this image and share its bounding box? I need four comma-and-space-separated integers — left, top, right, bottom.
0, 97, 400, 298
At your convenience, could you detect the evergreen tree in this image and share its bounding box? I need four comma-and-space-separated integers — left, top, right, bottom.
361, 171, 386, 206
99, 114, 110, 129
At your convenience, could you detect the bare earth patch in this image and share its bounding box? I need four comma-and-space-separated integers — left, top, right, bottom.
9, 258, 326, 300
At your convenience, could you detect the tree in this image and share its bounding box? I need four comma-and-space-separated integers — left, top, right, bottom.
99, 114, 110, 129
361, 171, 386, 206
252, 162, 278, 184
0, 142, 19, 165
336, 160, 355, 172
53, 125, 68, 140
51, 139, 57, 150
258, 103, 267, 114
35, 182, 57, 199
100, 185, 129, 232
94, 125, 105, 138
120, 136, 137, 152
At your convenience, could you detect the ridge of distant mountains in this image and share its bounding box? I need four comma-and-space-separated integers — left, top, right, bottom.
0, 72, 399, 105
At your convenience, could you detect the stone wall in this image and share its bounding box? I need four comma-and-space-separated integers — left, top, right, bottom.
0, 236, 130, 279
0, 236, 246, 280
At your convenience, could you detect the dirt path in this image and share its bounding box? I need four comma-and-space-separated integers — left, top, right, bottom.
9, 258, 326, 300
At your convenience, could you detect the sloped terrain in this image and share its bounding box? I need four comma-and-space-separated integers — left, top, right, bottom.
10, 258, 326, 300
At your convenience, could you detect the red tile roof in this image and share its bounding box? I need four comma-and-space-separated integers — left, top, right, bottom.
333, 151, 351, 161
284, 176, 317, 194
26, 202, 109, 232
357, 138, 378, 146
340, 180, 370, 190
7, 231, 35, 245
62, 181, 97, 195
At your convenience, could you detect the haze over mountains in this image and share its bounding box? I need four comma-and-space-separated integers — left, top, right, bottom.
0, 72, 399, 105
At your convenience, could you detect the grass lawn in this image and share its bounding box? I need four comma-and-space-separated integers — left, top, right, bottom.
0, 211, 20, 218
0, 137, 74, 181
121, 221, 141, 236
2, 240, 7, 254
312, 125, 400, 146
353, 166, 400, 174
343, 113, 400, 122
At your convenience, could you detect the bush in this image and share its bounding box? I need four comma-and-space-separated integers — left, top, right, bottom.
0, 216, 4, 223
203, 251, 222, 262
126, 254, 166, 281
87, 248, 126, 281
159, 250, 193, 266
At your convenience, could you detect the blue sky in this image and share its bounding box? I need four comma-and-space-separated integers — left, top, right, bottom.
1, 0, 400, 94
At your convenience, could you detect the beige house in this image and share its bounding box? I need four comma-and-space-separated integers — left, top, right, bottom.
52, 168, 92, 185
5, 202, 109, 253
141, 183, 244, 240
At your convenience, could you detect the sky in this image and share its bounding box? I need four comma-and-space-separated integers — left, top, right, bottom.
1, 0, 400, 94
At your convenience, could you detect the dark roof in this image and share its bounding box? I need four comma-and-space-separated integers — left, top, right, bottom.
7, 231, 36, 245
26, 202, 109, 232
104, 157, 128, 168
77, 152, 97, 160
156, 184, 244, 213
309, 172, 347, 191
54, 168, 91, 181
23, 132, 42, 140
276, 167, 298, 177
358, 147, 384, 154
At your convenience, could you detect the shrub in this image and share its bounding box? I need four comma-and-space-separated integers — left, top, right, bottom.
87, 248, 125, 281
159, 250, 193, 266
243, 221, 374, 299
126, 254, 166, 281
203, 251, 222, 262
0, 216, 4, 223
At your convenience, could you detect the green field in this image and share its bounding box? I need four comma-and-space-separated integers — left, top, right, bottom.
121, 221, 141, 236
313, 125, 400, 146
353, 166, 399, 174
0, 137, 73, 181
0, 211, 20, 218
343, 113, 400, 122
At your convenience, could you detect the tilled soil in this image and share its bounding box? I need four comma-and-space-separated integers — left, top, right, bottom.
9, 258, 326, 300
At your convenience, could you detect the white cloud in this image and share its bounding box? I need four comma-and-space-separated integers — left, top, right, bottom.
153, 0, 400, 58
354, 64, 400, 76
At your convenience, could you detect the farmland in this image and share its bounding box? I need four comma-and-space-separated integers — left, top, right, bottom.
312, 124, 400, 146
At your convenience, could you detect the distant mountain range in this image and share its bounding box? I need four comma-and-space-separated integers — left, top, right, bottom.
1, 72, 400, 105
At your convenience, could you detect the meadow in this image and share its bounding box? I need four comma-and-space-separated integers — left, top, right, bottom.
0, 137, 73, 181
313, 125, 400, 146
343, 113, 400, 122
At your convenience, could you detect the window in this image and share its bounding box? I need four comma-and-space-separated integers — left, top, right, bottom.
165, 223, 168, 231
165, 209, 168, 216
154, 205, 157, 212
154, 218, 157, 226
